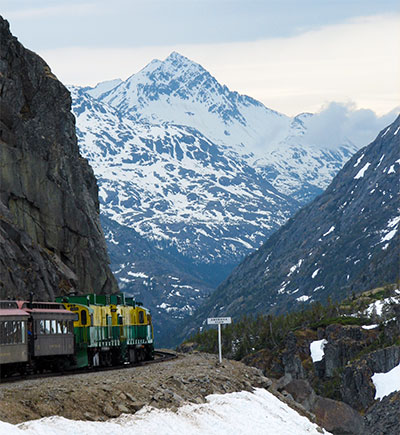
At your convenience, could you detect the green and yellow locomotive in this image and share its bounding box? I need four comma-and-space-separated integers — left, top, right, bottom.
56, 293, 154, 368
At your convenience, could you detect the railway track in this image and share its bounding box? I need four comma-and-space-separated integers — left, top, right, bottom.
0, 350, 177, 385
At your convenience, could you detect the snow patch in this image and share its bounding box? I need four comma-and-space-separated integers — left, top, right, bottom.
362, 324, 378, 330
353, 153, 364, 168
288, 259, 303, 276
296, 295, 311, 302
310, 339, 328, 362
311, 268, 320, 279
354, 162, 371, 179
322, 226, 335, 237
372, 363, 400, 400
9, 389, 331, 435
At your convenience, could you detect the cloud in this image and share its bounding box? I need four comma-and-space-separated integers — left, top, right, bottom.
302, 102, 400, 149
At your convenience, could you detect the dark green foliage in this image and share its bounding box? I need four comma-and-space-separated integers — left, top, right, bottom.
187, 299, 343, 359
184, 286, 398, 361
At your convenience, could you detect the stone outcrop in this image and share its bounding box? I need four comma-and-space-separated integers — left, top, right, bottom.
311, 395, 365, 435
364, 391, 400, 435
278, 377, 365, 434
0, 16, 118, 299
318, 324, 378, 378
341, 345, 400, 411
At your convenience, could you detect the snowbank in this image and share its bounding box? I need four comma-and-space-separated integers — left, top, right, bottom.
1, 389, 330, 435
372, 363, 400, 400
310, 339, 328, 362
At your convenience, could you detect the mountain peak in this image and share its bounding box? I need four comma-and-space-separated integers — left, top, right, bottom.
165, 51, 191, 63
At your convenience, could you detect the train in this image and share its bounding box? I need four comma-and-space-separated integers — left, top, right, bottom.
0, 293, 154, 377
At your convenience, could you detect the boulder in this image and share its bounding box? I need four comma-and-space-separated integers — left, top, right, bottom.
312, 396, 365, 435
284, 379, 317, 412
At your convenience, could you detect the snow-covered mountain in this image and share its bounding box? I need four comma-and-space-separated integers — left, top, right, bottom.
69, 52, 360, 344
90, 52, 357, 201
183, 115, 400, 338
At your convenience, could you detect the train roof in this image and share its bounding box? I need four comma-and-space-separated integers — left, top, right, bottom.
0, 308, 29, 317
16, 301, 76, 316
56, 293, 141, 307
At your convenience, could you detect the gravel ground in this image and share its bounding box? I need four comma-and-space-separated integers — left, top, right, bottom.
0, 352, 273, 424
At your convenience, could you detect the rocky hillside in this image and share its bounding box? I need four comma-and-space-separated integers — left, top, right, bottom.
0, 16, 118, 299
0, 353, 272, 424
184, 285, 400, 434
184, 116, 399, 334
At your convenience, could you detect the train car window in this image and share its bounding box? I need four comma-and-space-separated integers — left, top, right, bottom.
81, 309, 87, 326
118, 316, 123, 325
21, 321, 26, 343
39, 320, 45, 334
51, 320, 56, 334
56, 320, 62, 334
139, 311, 144, 324
0, 321, 25, 344
45, 320, 51, 334
147, 314, 152, 324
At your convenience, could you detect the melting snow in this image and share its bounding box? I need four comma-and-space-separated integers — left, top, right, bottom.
372, 363, 400, 400
288, 259, 303, 276
311, 268, 320, 279
362, 324, 378, 330
379, 216, 400, 245
381, 126, 391, 137
394, 126, 400, 135
277, 281, 290, 294
322, 226, 335, 237
376, 155, 385, 168
296, 295, 311, 302
310, 339, 328, 362
0, 389, 331, 435
364, 297, 399, 317
354, 162, 371, 179
353, 153, 364, 167
127, 271, 149, 278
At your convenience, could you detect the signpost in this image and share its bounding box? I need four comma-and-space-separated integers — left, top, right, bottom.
207, 317, 232, 363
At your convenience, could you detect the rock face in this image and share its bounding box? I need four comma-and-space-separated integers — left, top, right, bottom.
0, 16, 118, 299
341, 346, 400, 411
364, 391, 400, 435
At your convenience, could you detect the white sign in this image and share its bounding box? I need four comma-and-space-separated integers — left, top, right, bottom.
207, 317, 232, 325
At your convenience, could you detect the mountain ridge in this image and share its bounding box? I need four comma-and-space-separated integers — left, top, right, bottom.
180, 115, 400, 340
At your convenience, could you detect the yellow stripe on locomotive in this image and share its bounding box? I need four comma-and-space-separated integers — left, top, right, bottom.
56, 293, 154, 367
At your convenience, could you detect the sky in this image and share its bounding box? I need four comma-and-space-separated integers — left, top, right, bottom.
2, 1, 400, 117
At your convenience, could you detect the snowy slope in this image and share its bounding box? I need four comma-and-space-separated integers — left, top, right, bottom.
3, 389, 330, 435
95, 52, 357, 201
187, 115, 400, 330
71, 86, 297, 266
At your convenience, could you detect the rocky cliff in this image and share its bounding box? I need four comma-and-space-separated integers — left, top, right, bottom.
0, 16, 118, 299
